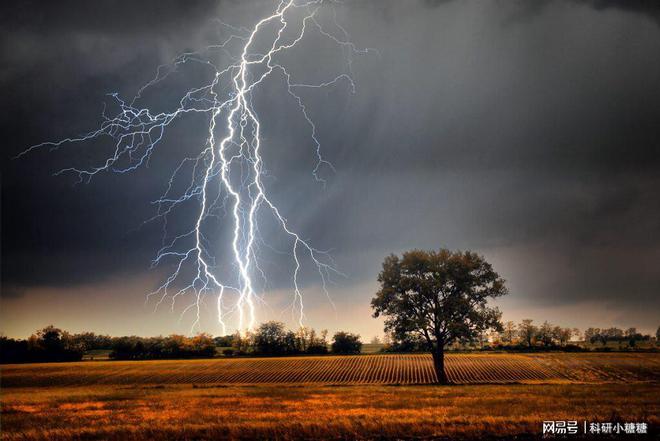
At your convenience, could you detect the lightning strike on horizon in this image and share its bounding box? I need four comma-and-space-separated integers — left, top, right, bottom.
18, 0, 372, 334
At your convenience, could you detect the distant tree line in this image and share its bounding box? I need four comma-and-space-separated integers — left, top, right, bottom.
0, 326, 217, 363
221, 321, 362, 356
499, 320, 581, 349
583, 327, 652, 348
1, 326, 86, 363
3, 321, 655, 364
108, 334, 216, 360
381, 320, 658, 352
1, 322, 364, 363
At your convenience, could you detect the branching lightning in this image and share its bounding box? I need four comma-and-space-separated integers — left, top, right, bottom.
19, 0, 372, 334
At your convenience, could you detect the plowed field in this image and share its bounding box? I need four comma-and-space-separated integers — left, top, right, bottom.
2, 352, 658, 387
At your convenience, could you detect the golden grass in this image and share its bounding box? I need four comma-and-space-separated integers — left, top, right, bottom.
2, 353, 658, 439
1, 383, 657, 440
2, 352, 658, 387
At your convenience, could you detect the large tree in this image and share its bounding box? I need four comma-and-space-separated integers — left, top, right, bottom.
372, 249, 507, 384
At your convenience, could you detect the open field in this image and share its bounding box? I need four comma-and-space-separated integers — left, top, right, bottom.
1, 383, 657, 440
2, 353, 658, 440
2, 353, 658, 387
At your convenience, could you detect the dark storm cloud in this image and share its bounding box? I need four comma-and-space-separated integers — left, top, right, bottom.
591, 0, 660, 22
0, 0, 234, 288
0, 0, 220, 33
2, 0, 659, 332
510, 0, 660, 26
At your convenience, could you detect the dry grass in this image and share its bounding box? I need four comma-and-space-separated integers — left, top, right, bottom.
2, 353, 658, 387
1, 383, 657, 440
2, 353, 658, 440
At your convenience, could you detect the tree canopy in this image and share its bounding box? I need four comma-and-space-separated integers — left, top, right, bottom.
372, 249, 507, 383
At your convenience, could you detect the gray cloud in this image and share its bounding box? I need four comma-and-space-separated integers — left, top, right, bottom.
2, 0, 659, 333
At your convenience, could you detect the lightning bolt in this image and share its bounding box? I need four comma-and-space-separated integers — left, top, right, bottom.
18, 0, 372, 334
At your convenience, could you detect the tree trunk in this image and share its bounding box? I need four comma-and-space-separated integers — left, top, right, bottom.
431, 347, 449, 384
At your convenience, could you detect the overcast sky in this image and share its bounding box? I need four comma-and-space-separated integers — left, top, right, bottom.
2, 0, 659, 338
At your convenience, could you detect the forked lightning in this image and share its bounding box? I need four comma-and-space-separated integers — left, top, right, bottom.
19, 0, 371, 334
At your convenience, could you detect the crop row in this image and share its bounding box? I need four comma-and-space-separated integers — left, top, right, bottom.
2, 353, 658, 387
